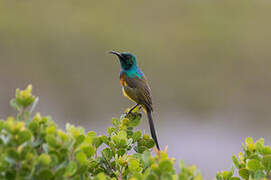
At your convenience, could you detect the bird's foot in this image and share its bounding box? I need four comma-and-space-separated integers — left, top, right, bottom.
125, 105, 141, 117
154, 146, 168, 154
154, 146, 168, 161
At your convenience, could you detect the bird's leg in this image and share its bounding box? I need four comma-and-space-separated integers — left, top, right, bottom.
127, 104, 139, 114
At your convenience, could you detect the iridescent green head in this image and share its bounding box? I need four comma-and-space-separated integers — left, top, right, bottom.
109, 51, 138, 70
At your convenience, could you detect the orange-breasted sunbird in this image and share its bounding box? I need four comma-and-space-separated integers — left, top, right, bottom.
109, 51, 160, 150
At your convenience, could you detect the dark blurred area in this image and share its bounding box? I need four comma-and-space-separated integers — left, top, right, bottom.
1, 0, 271, 178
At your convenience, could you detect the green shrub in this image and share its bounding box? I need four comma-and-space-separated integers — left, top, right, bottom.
3, 85, 271, 180
216, 137, 271, 180
0, 85, 202, 180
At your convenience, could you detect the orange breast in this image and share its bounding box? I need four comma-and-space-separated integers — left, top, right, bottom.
120, 74, 127, 87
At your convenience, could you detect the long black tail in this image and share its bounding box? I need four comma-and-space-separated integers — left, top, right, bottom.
147, 109, 160, 150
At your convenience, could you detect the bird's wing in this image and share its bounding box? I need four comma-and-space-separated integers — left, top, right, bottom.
124, 75, 153, 111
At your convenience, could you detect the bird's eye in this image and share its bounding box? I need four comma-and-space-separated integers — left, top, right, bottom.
123, 54, 131, 60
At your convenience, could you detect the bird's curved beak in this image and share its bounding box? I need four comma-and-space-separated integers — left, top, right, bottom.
109, 51, 123, 59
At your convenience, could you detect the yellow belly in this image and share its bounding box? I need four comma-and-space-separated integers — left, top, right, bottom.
122, 87, 138, 103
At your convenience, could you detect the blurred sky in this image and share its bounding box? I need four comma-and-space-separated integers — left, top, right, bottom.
1, 0, 271, 178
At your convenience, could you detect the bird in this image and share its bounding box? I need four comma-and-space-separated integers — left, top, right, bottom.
109, 51, 160, 150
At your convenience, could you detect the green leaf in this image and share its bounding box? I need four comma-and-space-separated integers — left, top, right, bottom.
119, 139, 127, 147
262, 155, 271, 171
39, 154, 51, 166
222, 171, 233, 179
245, 137, 254, 151
66, 161, 77, 177
82, 145, 95, 158
0, 120, 4, 131
128, 158, 140, 171
74, 135, 85, 148
93, 137, 103, 148
28, 121, 39, 133
132, 131, 142, 142
49, 154, 58, 166
116, 148, 126, 156
263, 146, 271, 155
161, 173, 173, 180
112, 135, 120, 144
36, 169, 54, 180
89, 160, 99, 169
46, 135, 59, 148
118, 130, 127, 139
151, 164, 161, 176
57, 130, 68, 142
121, 118, 130, 127
76, 151, 88, 166
127, 128, 133, 137
86, 131, 97, 140
159, 160, 173, 172
13, 121, 25, 134
101, 148, 113, 160
46, 125, 56, 134
129, 114, 141, 127
71, 175, 81, 180
247, 159, 261, 171
146, 174, 156, 180
232, 156, 240, 168
107, 127, 116, 135
7, 148, 20, 162
245, 137, 253, 145
145, 139, 155, 149
18, 130, 32, 144
238, 168, 249, 179
55, 167, 66, 179
137, 146, 148, 153
255, 138, 265, 153
93, 167, 106, 176
100, 135, 109, 144
94, 173, 108, 180
143, 134, 150, 140
112, 118, 120, 127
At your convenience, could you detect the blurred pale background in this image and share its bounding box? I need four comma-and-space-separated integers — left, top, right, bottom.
1, 0, 271, 178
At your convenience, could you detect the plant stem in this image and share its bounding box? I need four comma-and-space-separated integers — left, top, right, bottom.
20, 107, 26, 121
118, 167, 123, 180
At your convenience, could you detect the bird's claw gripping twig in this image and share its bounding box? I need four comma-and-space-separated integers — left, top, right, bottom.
124, 104, 142, 118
